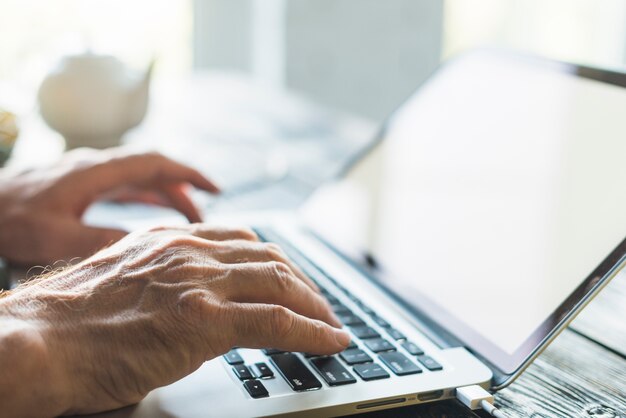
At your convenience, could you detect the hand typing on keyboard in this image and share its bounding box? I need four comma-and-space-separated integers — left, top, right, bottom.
0, 224, 349, 417
0, 148, 221, 266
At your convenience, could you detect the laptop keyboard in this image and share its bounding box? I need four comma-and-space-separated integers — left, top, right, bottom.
221, 234, 443, 399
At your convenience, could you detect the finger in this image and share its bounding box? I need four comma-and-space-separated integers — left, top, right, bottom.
149, 224, 259, 242
144, 227, 318, 293
70, 151, 220, 200
50, 220, 127, 262
102, 188, 170, 206
227, 303, 350, 355
150, 155, 220, 194
189, 224, 259, 242
160, 183, 203, 223
208, 240, 319, 293
101, 184, 203, 222
222, 262, 340, 327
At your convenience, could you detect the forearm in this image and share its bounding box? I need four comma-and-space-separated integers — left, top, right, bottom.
0, 300, 69, 418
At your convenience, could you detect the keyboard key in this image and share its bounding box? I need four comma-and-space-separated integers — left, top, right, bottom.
417, 355, 443, 371
340, 348, 373, 365
310, 357, 357, 386
270, 353, 322, 391
323, 273, 338, 285
401, 341, 424, 356
386, 328, 406, 340
371, 315, 391, 328
223, 350, 244, 365
325, 294, 340, 305
353, 363, 390, 381
338, 313, 366, 326
332, 303, 352, 315
254, 362, 274, 379
348, 294, 362, 305
233, 365, 254, 380
379, 352, 422, 376
243, 379, 269, 398
351, 325, 381, 339
304, 338, 354, 357
262, 348, 286, 356
302, 352, 320, 358
360, 305, 375, 316
364, 338, 396, 353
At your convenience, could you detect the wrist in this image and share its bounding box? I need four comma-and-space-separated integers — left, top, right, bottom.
0, 301, 72, 417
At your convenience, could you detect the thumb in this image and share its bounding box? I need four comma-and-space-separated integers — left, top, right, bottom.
58, 223, 128, 261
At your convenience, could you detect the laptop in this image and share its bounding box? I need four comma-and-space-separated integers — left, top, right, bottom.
130, 49, 626, 417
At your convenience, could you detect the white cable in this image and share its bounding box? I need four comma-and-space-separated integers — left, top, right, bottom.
455, 385, 511, 418
480, 399, 509, 418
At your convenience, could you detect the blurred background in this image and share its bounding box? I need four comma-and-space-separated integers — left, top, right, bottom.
2, 0, 625, 119
1, 0, 626, 220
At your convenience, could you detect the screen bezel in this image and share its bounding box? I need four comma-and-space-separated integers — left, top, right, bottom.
305, 48, 626, 383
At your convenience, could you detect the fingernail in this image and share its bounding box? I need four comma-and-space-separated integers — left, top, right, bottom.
334, 329, 351, 347
330, 312, 343, 328
210, 182, 221, 193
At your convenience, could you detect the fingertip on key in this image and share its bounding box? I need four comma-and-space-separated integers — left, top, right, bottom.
334, 328, 351, 348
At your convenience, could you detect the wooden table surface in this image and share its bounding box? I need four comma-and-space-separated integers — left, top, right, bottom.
353, 270, 626, 418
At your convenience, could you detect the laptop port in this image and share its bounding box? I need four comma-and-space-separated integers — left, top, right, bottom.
417, 390, 444, 401
356, 397, 406, 409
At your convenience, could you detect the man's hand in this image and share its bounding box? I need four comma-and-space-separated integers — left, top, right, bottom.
0, 148, 219, 265
0, 224, 349, 417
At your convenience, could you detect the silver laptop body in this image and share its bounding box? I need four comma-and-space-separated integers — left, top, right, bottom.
125, 50, 626, 418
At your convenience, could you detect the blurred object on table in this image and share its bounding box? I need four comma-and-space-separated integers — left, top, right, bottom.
0, 109, 19, 166
38, 54, 152, 150
129, 73, 376, 207
83, 72, 377, 229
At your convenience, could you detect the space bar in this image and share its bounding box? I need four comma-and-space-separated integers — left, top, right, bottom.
270, 353, 322, 391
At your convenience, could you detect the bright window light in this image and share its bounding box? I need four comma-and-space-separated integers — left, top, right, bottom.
0, 0, 192, 110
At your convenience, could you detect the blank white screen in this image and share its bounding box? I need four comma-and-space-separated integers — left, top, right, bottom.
305, 51, 626, 356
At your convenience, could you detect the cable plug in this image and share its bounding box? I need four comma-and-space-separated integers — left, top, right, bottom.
456, 385, 509, 418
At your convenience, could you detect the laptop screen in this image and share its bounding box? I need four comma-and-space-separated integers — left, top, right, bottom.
302, 50, 626, 374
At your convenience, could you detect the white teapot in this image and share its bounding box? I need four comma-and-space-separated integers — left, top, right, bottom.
38, 54, 152, 149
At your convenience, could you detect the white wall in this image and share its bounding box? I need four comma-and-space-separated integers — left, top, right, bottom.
193, 0, 444, 121
284, 0, 443, 121
193, 0, 253, 72
443, 0, 626, 69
